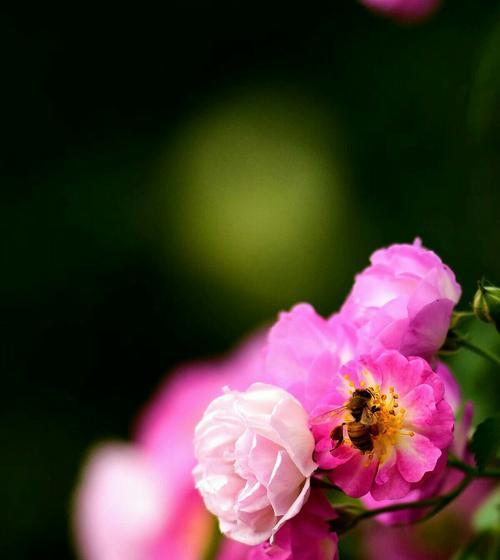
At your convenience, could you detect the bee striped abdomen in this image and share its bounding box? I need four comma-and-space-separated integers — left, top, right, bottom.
347, 421, 373, 452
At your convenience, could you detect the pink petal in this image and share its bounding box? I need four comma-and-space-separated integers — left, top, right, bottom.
397, 433, 442, 483
370, 464, 411, 500
435, 361, 461, 412
328, 452, 377, 498
400, 299, 455, 360
266, 451, 304, 516
400, 384, 437, 427
376, 351, 423, 397
375, 447, 397, 485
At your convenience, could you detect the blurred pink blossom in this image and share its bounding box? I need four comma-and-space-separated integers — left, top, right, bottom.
360, 0, 442, 23
73, 443, 170, 560
74, 332, 266, 560
312, 350, 454, 500
193, 382, 317, 545
340, 239, 461, 363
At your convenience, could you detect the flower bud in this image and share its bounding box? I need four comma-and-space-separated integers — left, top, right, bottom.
473, 282, 500, 330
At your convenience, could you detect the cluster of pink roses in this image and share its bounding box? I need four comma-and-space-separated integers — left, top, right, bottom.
73, 240, 488, 559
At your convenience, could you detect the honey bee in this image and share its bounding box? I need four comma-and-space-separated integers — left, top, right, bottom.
312, 389, 381, 453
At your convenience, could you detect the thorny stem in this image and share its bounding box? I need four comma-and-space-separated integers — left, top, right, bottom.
331, 475, 474, 534
330, 459, 500, 534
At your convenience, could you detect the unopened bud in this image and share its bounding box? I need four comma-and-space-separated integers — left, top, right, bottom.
473, 282, 500, 330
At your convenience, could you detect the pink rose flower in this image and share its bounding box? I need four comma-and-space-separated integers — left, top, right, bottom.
249, 491, 339, 560
263, 303, 357, 413
340, 239, 461, 362
74, 332, 266, 560
360, 0, 441, 23
193, 383, 317, 545
362, 404, 493, 560
312, 350, 454, 500
361, 401, 494, 527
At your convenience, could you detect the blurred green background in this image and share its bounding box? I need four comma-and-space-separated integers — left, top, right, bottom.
1, 1, 500, 558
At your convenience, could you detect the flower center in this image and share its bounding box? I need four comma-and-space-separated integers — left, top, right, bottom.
367, 384, 413, 462
343, 375, 414, 462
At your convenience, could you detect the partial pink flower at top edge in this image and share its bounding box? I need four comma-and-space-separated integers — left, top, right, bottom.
263, 303, 358, 413
340, 239, 461, 363
248, 490, 339, 560
312, 350, 454, 500
360, 0, 442, 23
193, 383, 317, 545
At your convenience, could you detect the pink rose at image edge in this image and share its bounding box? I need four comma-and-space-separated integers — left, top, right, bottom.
360, 0, 441, 23
312, 350, 454, 501
340, 238, 461, 362
73, 331, 266, 560
193, 382, 317, 545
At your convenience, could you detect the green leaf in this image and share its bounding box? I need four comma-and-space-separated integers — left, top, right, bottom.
470, 416, 500, 471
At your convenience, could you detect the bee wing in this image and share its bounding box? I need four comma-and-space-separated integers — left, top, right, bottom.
310, 406, 347, 425
360, 407, 377, 425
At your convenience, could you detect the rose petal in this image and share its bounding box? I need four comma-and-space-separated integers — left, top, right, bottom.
329, 452, 377, 498
396, 433, 442, 483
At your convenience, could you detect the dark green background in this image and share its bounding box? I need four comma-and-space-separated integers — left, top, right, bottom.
1, 1, 499, 558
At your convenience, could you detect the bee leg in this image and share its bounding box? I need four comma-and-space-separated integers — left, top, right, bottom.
369, 424, 379, 436
331, 424, 345, 450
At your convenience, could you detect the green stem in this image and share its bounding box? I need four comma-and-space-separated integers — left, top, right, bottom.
334, 474, 474, 533
410, 474, 473, 524
447, 456, 500, 478
454, 311, 475, 318
460, 338, 500, 368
